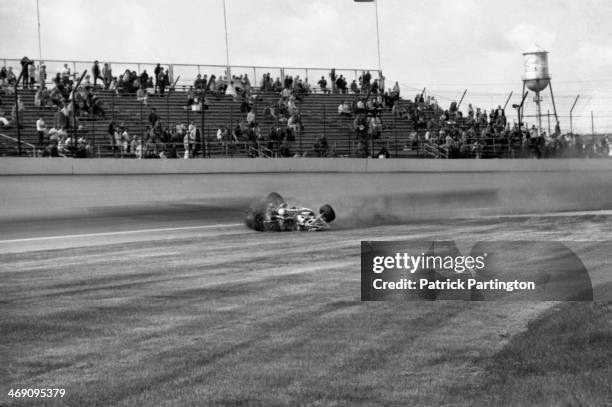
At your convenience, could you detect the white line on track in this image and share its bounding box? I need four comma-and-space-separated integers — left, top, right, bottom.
0, 223, 244, 244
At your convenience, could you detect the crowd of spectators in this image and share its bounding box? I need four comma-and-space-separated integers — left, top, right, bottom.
1, 58, 610, 159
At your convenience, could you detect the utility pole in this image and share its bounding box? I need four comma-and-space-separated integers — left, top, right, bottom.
591, 111, 595, 137
569, 95, 580, 134
457, 89, 467, 110
503, 91, 513, 110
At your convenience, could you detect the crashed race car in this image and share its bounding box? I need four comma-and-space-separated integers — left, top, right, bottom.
245, 192, 336, 232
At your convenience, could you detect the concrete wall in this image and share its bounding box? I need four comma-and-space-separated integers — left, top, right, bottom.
2, 157, 612, 175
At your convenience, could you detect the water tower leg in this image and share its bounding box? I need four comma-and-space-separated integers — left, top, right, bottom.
519, 82, 526, 130
548, 82, 560, 126
535, 90, 542, 138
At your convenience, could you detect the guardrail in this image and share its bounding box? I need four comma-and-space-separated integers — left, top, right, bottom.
0, 133, 38, 157
1, 58, 380, 91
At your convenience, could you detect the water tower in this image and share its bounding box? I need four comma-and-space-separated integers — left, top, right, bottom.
520, 45, 559, 136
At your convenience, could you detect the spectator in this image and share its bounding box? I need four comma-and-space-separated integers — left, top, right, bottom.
38, 64, 47, 87
371, 79, 379, 95
102, 63, 112, 89
330, 68, 337, 93
157, 68, 167, 95
92, 60, 102, 87
375, 145, 390, 159
246, 109, 256, 126
81, 75, 91, 88
20, 56, 33, 88
272, 77, 282, 92
11, 96, 25, 128
61, 63, 71, 84
140, 70, 149, 90
136, 86, 148, 105
313, 134, 328, 157
338, 100, 352, 117
148, 107, 159, 127
318, 76, 329, 94
279, 139, 292, 157
154, 63, 162, 93
6, 67, 17, 86
36, 116, 46, 145
0, 66, 7, 86
28, 63, 36, 88
350, 80, 359, 94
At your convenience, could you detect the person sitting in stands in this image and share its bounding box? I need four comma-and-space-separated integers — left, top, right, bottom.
354, 115, 368, 140
272, 77, 283, 92
368, 115, 382, 139
313, 134, 329, 157
287, 95, 298, 114
6, 67, 17, 87
355, 98, 366, 114
186, 86, 196, 106
136, 86, 148, 105
376, 146, 390, 159
36, 116, 46, 145
338, 100, 352, 117
279, 140, 292, 157
247, 109, 256, 126
0, 107, 10, 127
350, 80, 359, 94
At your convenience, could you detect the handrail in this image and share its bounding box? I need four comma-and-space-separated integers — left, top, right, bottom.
0, 133, 37, 156
1, 57, 378, 73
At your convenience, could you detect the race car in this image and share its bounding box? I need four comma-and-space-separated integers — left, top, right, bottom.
245, 192, 336, 232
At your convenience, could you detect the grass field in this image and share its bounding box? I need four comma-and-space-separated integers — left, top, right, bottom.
2, 211, 612, 406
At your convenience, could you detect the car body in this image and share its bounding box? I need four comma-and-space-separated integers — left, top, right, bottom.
245, 192, 336, 232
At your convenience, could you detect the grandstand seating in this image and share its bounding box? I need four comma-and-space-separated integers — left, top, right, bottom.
0, 88, 424, 158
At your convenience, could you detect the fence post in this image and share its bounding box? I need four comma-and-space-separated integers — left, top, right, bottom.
394, 113, 397, 157
140, 103, 144, 158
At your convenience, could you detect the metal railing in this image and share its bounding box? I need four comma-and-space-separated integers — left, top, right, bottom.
1, 58, 379, 91
0, 133, 38, 156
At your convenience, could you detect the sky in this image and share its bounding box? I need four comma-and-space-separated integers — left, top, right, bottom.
2, 0, 612, 133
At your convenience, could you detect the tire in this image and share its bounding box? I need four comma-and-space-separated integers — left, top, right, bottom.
244, 210, 265, 231
264, 192, 285, 207
245, 192, 285, 232
319, 204, 336, 223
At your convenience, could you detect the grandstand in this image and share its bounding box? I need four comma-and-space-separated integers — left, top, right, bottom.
0, 86, 421, 159
1, 59, 608, 160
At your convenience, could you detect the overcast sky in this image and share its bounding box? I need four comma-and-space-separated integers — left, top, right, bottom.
2, 0, 612, 132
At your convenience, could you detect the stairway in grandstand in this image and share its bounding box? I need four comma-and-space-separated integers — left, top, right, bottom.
0, 88, 426, 158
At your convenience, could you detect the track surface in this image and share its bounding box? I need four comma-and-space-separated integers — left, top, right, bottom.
2, 175, 612, 406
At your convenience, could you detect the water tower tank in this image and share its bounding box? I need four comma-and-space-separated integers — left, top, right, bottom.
522, 44, 550, 92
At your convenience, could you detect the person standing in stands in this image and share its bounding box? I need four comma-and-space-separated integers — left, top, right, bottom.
148, 107, 159, 127
20, 56, 33, 88
92, 60, 102, 88
36, 116, 46, 146
154, 63, 162, 94
102, 63, 112, 89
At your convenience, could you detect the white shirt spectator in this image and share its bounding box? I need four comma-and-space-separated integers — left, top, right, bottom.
36, 118, 46, 132
61, 65, 71, 79
246, 110, 255, 124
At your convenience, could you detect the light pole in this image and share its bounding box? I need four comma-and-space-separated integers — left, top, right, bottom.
355, 0, 382, 72
222, 0, 231, 78
36, 0, 42, 63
